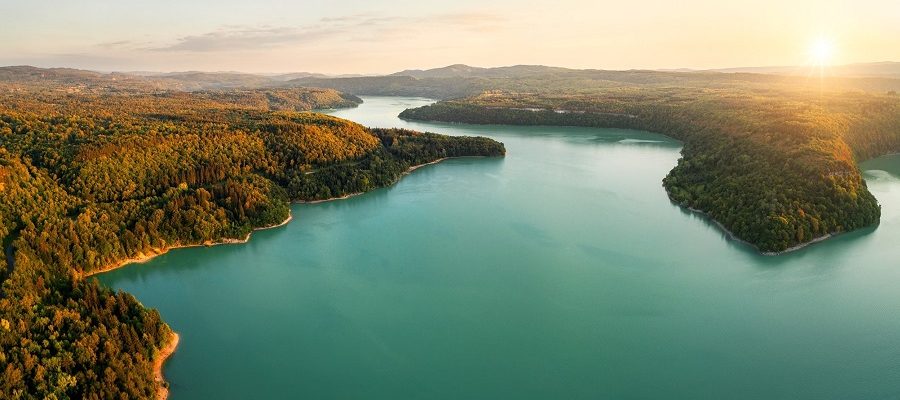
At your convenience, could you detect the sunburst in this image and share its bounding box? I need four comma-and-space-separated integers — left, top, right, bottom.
809, 37, 835, 67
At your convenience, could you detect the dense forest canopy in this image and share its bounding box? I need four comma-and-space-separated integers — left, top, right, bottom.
399, 87, 900, 252
0, 73, 504, 398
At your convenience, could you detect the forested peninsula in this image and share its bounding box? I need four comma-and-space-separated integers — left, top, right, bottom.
400, 89, 900, 253
290, 64, 900, 253
0, 69, 504, 398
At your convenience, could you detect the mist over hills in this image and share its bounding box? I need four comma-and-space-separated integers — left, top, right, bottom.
289, 62, 900, 99
3, 62, 900, 97
390, 64, 576, 79
0, 66, 362, 91
707, 61, 900, 78
391, 62, 900, 79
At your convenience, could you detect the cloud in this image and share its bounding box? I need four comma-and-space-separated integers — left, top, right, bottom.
96, 40, 154, 50
149, 12, 506, 53
432, 12, 506, 30
151, 26, 341, 52
97, 40, 133, 48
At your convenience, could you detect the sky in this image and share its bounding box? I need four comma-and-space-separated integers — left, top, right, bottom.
1, 0, 898, 74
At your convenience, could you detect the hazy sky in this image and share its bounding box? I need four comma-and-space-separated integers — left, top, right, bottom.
1, 0, 898, 74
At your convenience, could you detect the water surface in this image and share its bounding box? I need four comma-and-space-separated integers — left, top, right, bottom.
100, 96, 900, 399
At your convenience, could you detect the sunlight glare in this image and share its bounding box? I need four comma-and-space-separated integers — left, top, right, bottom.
810, 37, 834, 66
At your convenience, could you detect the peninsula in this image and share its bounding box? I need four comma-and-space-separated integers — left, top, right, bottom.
0, 68, 504, 398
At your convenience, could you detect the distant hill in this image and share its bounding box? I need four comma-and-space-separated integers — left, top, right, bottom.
395, 62, 900, 80
147, 71, 335, 86
0, 65, 119, 85
150, 71, 276, 90
709, 62, 900, 78
0, 66, 368, 110
0, 65, 187, 91
4, 64, 900, 99
266, 72, 331, 81
394, 64, 619, 78
296, 63, 900, 99
0, 66, 355, 91
392, 64, 578, 79
0, 65, 102, 81
288, 75, 485, 99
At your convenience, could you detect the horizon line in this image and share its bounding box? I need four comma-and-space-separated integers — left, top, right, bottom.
2, 60, 898, 77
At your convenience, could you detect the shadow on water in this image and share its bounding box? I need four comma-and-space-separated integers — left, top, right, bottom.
410, 121, 683, 150
860, 154, 900, 177
333, 101, 895, 274
306, 156, 506, 212
100, 156, 508, 285
658, 154, 900, 268
407, 107, 887, 271
92, 225, 294, 284
672, 197, 880, 268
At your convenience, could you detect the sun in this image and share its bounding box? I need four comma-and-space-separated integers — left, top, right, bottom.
809, 37, 835, 66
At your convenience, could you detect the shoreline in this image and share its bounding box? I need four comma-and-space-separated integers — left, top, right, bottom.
83, 213, 294, 278
154, 332, 179, 400
87, 155, 473, 396
86, 156, 477, 277
762, 233, 833, 255
665, 184, 836, 255
87, 156, 472, 277
295, 157, 457, 204
404, 157, 449, 174
680, 202, 834, 256
296, 192, 364, 204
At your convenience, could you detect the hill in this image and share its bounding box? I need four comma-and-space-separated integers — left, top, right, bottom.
0, 66, 346, 92
391, 64, 573, 79
6, 64, 900, 99
293, 64, 900, 99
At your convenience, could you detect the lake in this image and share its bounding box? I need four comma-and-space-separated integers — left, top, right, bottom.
99, 96, 900, 399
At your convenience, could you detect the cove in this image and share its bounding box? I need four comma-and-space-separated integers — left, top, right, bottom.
98, 96, 900, 399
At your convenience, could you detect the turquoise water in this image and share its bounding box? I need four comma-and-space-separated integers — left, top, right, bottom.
99, 97, 900, 399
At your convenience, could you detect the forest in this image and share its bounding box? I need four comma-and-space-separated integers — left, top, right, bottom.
400, 88, 900, 252
4, 63, 900, 397
0, 78, 504, 398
